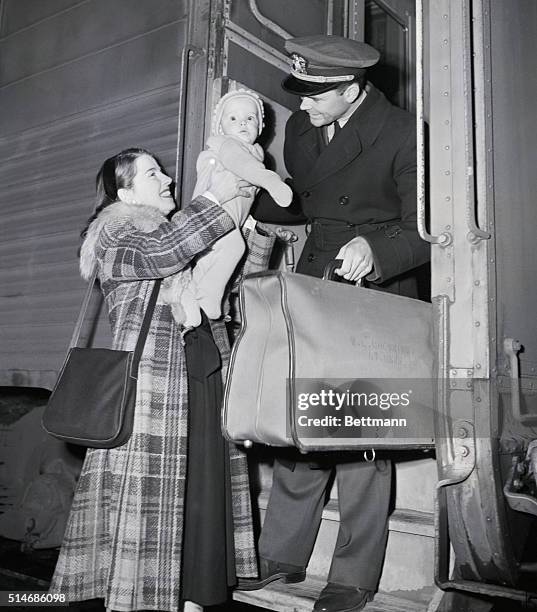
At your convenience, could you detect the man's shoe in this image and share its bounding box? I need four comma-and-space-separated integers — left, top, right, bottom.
236, 558, 306, 591
313, 583, 373, 612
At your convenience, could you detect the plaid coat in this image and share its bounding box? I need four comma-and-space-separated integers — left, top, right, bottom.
49, 197, 260, 611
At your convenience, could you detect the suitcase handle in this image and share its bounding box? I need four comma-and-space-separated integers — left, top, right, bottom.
322, 259, 344, 281
322, 259, 363, 286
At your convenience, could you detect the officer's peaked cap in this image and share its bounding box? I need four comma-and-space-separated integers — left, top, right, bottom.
282, 35, 380, 96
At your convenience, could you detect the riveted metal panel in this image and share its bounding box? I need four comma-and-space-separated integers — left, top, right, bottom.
430, 0, 537, 593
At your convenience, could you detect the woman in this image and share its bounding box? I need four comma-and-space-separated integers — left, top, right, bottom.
49, 148, 258, 612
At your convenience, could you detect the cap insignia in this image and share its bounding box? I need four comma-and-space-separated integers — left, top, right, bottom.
291, 53, 307, 74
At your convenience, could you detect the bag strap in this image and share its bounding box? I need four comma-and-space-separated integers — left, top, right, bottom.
131, 277, 161, 371
69, 268, 99, 348
69, 267, 161, 357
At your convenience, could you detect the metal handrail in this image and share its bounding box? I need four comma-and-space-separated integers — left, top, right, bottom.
415, 0, 452, 246
466, 0, 491, 243
225, 20, 290, 72
373, 0, 408, 27
248, 0, 292, 40
327, 0, 334, 35
174, 45, 195, 207
174, 44, 205, 209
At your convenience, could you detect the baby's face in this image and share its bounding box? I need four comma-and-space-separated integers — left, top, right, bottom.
219, 97, 259, 144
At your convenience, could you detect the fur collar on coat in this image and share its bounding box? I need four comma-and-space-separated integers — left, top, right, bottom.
80, 201, 167, 280
79, 201, 192, 326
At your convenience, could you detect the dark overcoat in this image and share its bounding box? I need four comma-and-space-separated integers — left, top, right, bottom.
255, 84, 430, 296
251, 85, 431, 590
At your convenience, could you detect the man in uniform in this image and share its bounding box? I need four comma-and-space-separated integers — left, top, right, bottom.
241, 35, 430, 612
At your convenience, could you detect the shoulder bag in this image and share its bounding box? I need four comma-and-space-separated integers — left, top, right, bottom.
43, 270, 161, 448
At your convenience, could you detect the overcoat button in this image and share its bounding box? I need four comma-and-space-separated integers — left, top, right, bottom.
307, 253, 316, 262
302, 190, 311, 198
339, 195, 349, 205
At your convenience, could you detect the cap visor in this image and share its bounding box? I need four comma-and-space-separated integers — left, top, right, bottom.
281, 75, 342, 96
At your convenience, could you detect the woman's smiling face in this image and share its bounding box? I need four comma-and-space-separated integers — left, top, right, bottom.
125, 154, 174, 214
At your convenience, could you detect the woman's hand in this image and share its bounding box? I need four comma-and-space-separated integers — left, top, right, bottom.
208, 167, 248, 205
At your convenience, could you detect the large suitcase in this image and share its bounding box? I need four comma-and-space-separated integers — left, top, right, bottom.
222, 269, 435, 451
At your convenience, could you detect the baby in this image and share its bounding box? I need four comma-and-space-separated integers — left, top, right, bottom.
166, 89, 292, 328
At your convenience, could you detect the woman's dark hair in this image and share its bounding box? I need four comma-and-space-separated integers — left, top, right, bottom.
80, 147, 154, 239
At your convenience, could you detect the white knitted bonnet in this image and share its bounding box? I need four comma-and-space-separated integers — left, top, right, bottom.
212, 88, 265, 136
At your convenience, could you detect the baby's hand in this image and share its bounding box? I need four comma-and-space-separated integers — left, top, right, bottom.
271, 181, 293, 207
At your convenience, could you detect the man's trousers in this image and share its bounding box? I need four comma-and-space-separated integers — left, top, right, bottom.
258, 456, 392, 591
